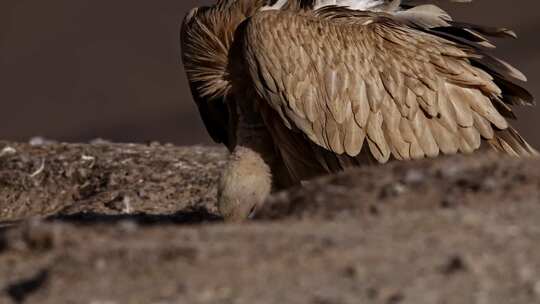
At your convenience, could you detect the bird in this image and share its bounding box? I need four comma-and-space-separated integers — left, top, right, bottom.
180, 0, 537, 221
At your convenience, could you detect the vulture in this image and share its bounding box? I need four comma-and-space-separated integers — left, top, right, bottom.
181, 0, 537, 221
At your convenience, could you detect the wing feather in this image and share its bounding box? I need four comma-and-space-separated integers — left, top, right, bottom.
240, 8, 536, 169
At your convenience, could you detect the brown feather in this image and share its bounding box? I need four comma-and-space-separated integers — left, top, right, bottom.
197, 4, 537, 184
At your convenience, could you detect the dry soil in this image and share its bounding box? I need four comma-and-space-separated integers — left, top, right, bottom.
0, 141, 539, 304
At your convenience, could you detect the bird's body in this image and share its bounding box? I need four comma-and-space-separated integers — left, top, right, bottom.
181, 0, 537, 221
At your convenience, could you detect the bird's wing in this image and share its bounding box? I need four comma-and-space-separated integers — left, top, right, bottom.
180, 0, 269, 148
180, 5, 236, 147
241, 7, 536, 164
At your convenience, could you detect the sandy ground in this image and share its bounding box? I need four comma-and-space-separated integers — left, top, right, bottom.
1, 142, 540, 304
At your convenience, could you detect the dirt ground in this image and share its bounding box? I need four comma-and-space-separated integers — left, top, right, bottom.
1, 141, 540, 304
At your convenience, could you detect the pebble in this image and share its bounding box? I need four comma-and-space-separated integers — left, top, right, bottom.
534, 281, 540, 298
0, 146, 17, 157
403, 169, 425, 185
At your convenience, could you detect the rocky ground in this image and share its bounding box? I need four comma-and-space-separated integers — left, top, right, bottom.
0, 141, 539, 304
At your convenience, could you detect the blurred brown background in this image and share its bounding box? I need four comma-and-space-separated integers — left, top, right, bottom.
0, 0, 538, 147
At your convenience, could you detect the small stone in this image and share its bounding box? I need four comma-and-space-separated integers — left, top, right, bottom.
387, 292, 404, 304
379, 183, 406, 199
29, 137, 56, 146
89, 300, 117, 304
368, 205, 380, 216
341, 265, 357, 279
481, 178, 498, 191
89, 138, 111, 145
81, 155, 96, 161
534, 281, 540, 298
0, 146, 17, 157
441, 255, 467, 275
118, 220, 138, 233
403, 170, 425, 185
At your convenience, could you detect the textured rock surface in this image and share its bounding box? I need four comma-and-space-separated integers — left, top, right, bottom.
0, 142, 540, 304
